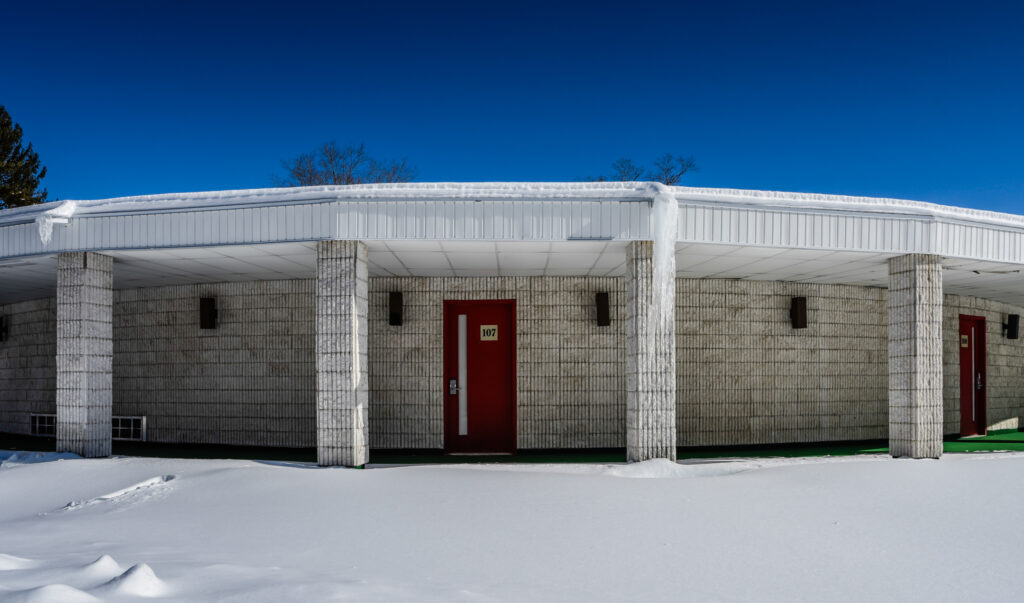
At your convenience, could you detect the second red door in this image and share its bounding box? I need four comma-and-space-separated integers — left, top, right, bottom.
959, 314, 987, 436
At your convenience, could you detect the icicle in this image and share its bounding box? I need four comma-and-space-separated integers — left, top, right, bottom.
648, 183, 678, 331
35, 200, 77, 245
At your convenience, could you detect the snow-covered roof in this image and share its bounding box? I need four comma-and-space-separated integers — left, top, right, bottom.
2, 181, 1023, 229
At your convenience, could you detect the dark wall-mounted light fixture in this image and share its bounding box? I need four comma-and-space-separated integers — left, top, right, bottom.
1004, 314, 1020, 340
790, 297, 807, 329
389, 292, 403, 326
596, 292, 610, 327
199, 297, 218, 329
0, 315, 8, 342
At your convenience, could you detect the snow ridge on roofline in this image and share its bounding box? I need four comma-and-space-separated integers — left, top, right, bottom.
1, 182, 1023, 230
674, 186, 1024, 229
0, 182, 656, 225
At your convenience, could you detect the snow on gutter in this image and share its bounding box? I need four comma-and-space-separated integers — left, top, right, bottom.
35, 200, 77, 245
673, 186, 1024, 230
1, 182, 1022, 234
0, 183, 656, 225
649, 183, 677, 346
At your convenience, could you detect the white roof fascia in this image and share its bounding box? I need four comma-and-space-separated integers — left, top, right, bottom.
673, 186, 1024, 230
1, 182, 1023, 266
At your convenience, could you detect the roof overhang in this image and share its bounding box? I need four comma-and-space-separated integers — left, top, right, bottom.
1, 183, 1022, 307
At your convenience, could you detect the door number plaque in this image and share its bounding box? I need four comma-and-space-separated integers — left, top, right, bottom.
961, 335, 969, 348
480, 325, 498, 341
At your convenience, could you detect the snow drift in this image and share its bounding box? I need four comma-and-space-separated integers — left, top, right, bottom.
2, 452, 1024, 601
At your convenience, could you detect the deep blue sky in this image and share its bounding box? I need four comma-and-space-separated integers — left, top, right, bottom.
4, 1, 1023, 212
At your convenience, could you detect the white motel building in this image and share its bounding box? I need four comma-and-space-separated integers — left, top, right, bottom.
1, 182, 1022, 467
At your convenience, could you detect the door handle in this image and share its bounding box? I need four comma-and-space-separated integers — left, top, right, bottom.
449, 378, 458, 395
977, 374, 983, 391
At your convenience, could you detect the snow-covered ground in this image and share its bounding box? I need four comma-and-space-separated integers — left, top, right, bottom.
2, 451, 1024, 602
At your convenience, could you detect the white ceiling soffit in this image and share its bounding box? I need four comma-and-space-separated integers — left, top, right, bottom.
1, 241, 1023, 308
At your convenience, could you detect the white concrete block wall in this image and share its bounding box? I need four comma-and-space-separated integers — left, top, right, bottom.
942, 294, 1024, 433
368, 276, 627, 449
888, 254, 944, 458
56, 252, 113, 457
316, 240, 369, 467
625, 242, 677, 460
676, 279, 889, 446
113, 279, 315, 447
0, 298, 56, 433
5, 273, 1023, 452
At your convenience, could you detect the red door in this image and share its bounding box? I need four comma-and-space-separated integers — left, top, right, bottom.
443, 300, 516, 453
958, 315, 987, 436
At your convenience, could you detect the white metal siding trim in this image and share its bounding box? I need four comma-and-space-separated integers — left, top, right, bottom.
3, 196, 1024, 266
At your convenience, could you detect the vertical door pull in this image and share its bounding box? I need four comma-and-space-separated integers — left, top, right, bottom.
971, 328, 976, 422
458, 314, 468, 435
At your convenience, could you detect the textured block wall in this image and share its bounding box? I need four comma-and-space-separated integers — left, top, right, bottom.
676, 279, 889, 446
625, 241, 676, 461
888, 254, 943, 458
943, 294, 1024, 433
316, 240, 369, 466
113, 280, 315, 447
368, 276, 627, 449
0, 298, 57, 434
56, 252, 113, 457
8, 271, 1021, 451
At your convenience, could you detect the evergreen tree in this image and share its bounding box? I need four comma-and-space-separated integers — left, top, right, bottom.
0, 106, 49, 209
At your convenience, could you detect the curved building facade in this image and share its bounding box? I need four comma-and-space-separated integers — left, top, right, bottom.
1, 183, 1022, 465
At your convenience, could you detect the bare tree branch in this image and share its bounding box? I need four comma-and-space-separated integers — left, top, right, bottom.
610, 158, 644, 181
646, 153, 697, 185
368, 157, 416, 183
585, 154, 696, 184
277, 141, 415, 186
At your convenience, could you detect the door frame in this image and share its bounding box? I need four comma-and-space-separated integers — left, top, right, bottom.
442, 299, 517, 453
958, 314, 987, 436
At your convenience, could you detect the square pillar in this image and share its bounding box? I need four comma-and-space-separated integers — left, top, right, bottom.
888, 254, 943, 458
316, 240, 369, 467
626, 241, 677, 461
56, 252, 113, 457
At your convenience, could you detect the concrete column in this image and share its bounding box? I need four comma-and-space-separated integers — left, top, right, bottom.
888, 253, 944, 458
56, 252, 113, 457
316, 240, 369, 467
625, 241, 677, 461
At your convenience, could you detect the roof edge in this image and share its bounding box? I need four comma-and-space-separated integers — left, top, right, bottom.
1, 182, 1022, 231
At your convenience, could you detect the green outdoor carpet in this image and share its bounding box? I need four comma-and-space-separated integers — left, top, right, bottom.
3, 430, 1024, 463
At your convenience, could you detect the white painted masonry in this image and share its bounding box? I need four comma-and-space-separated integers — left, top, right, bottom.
55, 252, 113, 457
675, 280, 889, 446
2, 276, 1024, 458
113, 280, 315, 447
943, 294, 1024, 433
315, 241, 369, 467
888, 254, 944, 458
626, 242, 677, 461
0, 298, 55, 435
368, 276, 626, 450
